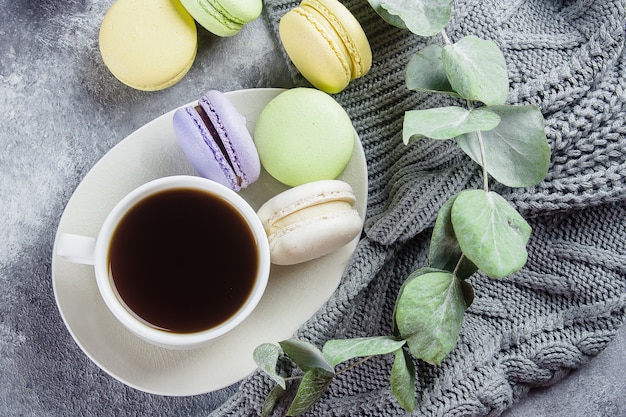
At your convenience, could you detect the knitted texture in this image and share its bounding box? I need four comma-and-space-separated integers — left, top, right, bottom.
211, 0, 626, 415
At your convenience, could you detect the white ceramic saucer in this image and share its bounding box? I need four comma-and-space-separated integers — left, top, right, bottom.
51, 88, 368, 396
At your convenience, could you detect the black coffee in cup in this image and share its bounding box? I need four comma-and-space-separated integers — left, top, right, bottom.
107, 188, 259, 333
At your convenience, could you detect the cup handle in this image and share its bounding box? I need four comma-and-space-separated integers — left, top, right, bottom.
56, 233, 97, 265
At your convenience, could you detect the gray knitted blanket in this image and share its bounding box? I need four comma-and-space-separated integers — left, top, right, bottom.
211, 0, 626, 415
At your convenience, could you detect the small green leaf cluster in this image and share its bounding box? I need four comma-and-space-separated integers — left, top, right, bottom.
255, 337, 408, 415
402, 34, 550, 188
255, 0, 551, 414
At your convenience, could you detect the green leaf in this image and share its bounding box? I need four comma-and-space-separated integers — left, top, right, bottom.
377, 0, 453, 36
392, 267, 443, 338
394, 268, 466, 364
322, 336, 406, 367
451, 190, 532, 278
429, 194, 478, 280
442, 35, 509, 105
279, 339, 335, 374
286, 368, 334, 416
254, 343, 287, 389
403, 106, 500, 144
391, 348, 416, 412
406, 44, 457, 95
262, 384, 287, 417
366, 0, 407, 29
456, 105, 550, 187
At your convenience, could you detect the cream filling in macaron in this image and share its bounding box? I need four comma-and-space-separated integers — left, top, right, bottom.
267, 200, 353, 235
260, 187, 357, 232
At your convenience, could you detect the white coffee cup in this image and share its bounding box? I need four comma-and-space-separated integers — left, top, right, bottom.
56, 175, 270, 349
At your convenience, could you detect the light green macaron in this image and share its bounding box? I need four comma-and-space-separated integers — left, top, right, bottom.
254, 88, 355, 187
178, 0, 262, 37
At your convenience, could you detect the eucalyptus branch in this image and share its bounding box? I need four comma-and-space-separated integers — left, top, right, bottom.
464, 100, 490, 192
451, 254, 466, 277
335, 355, 374, 375
441, 29, 452, 45
255, 0, 550, 414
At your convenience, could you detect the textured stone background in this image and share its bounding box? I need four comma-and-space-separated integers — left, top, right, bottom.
0, 1, 624, 416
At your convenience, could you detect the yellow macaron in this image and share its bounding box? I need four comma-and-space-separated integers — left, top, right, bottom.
279, 0, 372, 94
99, 0, 198, 91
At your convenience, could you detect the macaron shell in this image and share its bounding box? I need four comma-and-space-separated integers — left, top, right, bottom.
199, 91, 260, 187
267, 209, 363, 265
254, 88, 354, 187
257, 179, 357, 230
279, 0, 371, 93
179, 0, 262, 37
279, 7, 350, 93
302, 0, 372, 78
99, 0, 197, 91
173, 107, 238, 189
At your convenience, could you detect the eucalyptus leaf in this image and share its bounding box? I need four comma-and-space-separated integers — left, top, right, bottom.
279, 339, 335, 374
451, 190, 531, 278
254, 343, 287, 389
406, 44, 457, 95
429, 194, 478, 280
322, 336, 406, 367
286, 368, 334, 416
442, 35, 509, 105
403, 106, 500, 144
391, 348, 416, 412
366, 0, 407, 29
262, 384, 287, 417
392, 267, 443, 338
394, 268, 466, 364
456, 105, 550, 187
378, 0, 453, 36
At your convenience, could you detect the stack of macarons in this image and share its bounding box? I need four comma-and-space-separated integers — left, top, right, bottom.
172, 88, 363, 265
99, 0, 262, 90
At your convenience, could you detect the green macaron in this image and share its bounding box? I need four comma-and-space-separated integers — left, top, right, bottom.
254, 88, 355, 187
179, 0, 262, 37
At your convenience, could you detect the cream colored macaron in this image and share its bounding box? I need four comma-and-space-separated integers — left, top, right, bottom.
257, 180, 363, 265
99, 0, 198, 91
279, 0, 372, 93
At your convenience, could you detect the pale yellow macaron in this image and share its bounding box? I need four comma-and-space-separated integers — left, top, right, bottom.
279, 0, 372, 94
99, 0, 198, 91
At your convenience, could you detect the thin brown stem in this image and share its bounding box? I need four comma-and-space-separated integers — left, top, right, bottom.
441, 29, 452, 45
336, 355, 375, 375
452, 254, 466, 277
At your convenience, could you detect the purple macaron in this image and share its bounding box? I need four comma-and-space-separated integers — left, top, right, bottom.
173, 90, 260, 191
